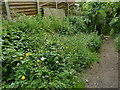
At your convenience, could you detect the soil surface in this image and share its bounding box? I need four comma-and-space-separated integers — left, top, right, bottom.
82, 36, 118, 88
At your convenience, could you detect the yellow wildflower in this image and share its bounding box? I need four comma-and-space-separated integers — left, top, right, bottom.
66, 46, 68, 49
73, 50, 75, 52
37, 27, 39, 29
37, 60, 40, 62
38, 72, 40, 75
26, 53, 29, 56
21, 75, 25, 80
20, 57, 23, 59
3, 86, 5, 88
39, 51, 41, 53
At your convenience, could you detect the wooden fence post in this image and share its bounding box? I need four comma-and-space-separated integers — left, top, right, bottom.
37, 0, 39, 14
66, 0, 69, 16
56, 0, 58, 9
4, 0, 11, 20
67, 4, 69, 16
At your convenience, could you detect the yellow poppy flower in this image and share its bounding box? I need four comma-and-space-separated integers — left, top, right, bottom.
38, 72, 40, 75
66, 46, 68, 49
26, 53, 29, 56
21, 75, 25, 80
37, 60, 40, 62
20, 57, 23, 59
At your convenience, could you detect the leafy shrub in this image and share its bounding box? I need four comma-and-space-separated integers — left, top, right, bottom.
109, 16, 120, 53
67, 16, 88, 33
57, 32, 102, 71
114, 34, 120, 53
86, 32, 103, 52
79, 2, 107, 34
2, 25, 78, 88
2, 15, 102, 89
36, 15, 77, 35
109, 16, 120, 35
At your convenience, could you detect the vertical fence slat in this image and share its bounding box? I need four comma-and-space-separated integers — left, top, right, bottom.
56, 0, 57, 9
37, 0, 39, 14
67, 4, 69, 16
4, 0, 11, 20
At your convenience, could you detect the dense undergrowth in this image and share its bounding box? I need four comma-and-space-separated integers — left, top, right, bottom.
2, 1, 120, 88
109, 16, 120, 53
2, 13, 103, 89
73, 2, 120, 53
114, 35, 120, 53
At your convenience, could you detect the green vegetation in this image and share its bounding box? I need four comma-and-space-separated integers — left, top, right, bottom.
2, 13, 102, 88
114, 35, 120, 53
73, 2, 120, 35
109, 16, 120, 53
73, 2, 120, 53
2, 2, 120, 89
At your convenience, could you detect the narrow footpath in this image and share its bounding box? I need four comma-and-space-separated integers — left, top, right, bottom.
82, 36, 118, 88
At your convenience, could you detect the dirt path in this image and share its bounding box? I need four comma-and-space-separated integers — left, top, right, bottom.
82, 36, 118, 88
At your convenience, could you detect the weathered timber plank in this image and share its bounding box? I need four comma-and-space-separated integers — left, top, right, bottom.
9, 5, 37, 9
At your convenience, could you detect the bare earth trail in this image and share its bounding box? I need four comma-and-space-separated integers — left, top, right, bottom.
82, 36, 118, 88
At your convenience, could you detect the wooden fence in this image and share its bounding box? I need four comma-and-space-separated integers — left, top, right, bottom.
2, 0, 75, 19
43, 8, 65, 20
0, 0, 2, 15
